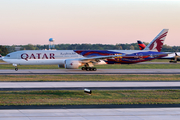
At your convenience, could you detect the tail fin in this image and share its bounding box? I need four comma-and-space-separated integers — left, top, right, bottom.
137, 40, 146, 50
144, 29, 169, 52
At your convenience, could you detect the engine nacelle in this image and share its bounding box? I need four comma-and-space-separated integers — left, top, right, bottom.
65, 60, 82, 69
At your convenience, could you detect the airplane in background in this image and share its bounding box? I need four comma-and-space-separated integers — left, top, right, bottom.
0, 54, 4, 61
2, 29, 169, 71
137, 41, 146, 50
137, 40, 180, 63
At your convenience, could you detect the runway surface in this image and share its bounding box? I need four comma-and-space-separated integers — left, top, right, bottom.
1, 108, 180, 120
0, 69, 180, 74
0, 81, 180, 90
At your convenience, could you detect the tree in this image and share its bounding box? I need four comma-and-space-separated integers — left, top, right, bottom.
130, 45, 134, 50
23, 44, 36, 50
0, 45, 9, 56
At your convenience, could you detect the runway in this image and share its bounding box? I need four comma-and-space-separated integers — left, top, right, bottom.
1, 108, 180, 120
0, 69, 180, 74
0, 81, 180, 90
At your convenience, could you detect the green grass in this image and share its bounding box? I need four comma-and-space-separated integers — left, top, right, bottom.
0, 63, 180, 69
146, 59, 174, 62
0, 90, 179, 105
96, 64, 180, 69
1, 74, 180, 82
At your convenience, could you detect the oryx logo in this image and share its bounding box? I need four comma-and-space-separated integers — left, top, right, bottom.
149, 32, 167, 52
21, 53, 29, 61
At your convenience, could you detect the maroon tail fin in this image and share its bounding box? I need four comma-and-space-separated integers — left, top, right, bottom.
144, 29, 168, 52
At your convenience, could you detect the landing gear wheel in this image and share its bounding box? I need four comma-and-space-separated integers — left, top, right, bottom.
92, 68, 97, 71
89, 67, 93, 71
86, 67, 90, 71
81, 67, 86, 70
15, 68, 18, 71
169, 61, 177, 63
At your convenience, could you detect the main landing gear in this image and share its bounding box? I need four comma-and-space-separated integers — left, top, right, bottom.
169, 60, 177, 63
169, 53, 180, 63
81, 63, 97, 71
81, 67, 97, 71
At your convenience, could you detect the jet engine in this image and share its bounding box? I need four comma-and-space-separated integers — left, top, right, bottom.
65, 60, 82, 69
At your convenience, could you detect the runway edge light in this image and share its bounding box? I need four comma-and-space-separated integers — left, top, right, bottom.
84, 89, 92, 95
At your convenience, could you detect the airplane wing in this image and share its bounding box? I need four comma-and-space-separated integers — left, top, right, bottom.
78, 53, 168, 62
78, 54, 126, 62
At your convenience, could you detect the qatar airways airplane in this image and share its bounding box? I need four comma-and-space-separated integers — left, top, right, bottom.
2, 29, 168, 71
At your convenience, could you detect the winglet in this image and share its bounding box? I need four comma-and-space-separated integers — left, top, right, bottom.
144, 29, 169, 52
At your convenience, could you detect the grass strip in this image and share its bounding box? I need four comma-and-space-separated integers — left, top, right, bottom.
1, 74, 180, 82
1, 63, 180, 69
0, 90, 180, 105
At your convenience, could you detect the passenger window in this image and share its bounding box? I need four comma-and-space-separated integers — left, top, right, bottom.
7, 55, 10, 57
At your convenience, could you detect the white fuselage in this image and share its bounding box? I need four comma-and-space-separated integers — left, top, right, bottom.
2, 49, 147, 65
3, 50, 83, 65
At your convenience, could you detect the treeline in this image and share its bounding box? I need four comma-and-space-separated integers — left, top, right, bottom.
4, 43, 143, 53
1, 42, 180, 55
0, 45, 8, 56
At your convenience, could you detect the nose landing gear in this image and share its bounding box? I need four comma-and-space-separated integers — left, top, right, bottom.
13, 64, 18, 71
15, 67, 18, 71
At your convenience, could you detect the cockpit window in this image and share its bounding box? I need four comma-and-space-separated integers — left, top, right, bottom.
7, 55, 10, 57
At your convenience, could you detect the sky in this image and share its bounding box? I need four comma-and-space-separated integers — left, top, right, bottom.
0, 0, 180, 46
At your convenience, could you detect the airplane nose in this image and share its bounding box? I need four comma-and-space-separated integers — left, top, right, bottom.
1, 56, 6, 61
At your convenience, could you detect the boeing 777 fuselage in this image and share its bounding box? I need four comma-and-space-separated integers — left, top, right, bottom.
3, 49, 167, 71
